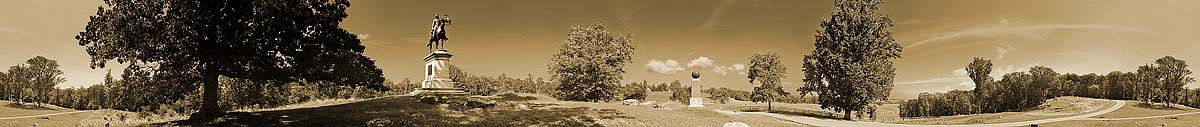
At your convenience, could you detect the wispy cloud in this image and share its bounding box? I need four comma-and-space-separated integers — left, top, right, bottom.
611, 0, 639, 33
995, 43, 1011, 59
698, 0, 738, 33
711, 63, 747, 75
896, 76, 970, 86
0, 27, 35, 36
905, 24, 1163, 49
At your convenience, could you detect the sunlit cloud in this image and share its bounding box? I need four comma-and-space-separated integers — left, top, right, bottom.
687, 56, 715, 68
645, 59, 685, 74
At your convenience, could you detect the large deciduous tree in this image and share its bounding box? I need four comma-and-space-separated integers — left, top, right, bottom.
799, 0, 903, 120
2, 56, 66, 106
75, 0, 384, 119
747, 51, 788, 112
1028, 66, 1059, 99
1150, 56, 1193, 106
548, 23, 635, 102
965, 57, 995, 113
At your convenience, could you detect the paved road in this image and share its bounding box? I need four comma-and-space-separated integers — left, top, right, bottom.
0, 111, 86, 120
1083, 111, 1200, 121
733, 100, 1128, 127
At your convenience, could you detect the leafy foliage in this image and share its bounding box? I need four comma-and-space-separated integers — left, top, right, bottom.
621, 81, 650, 100
75, 0, 384, 117
800, 0, 902, 119
898, 90, 975, 117
901, 56, 1198, 117
0, 56, 65, 106
449, 65, 557, 96
548, 23, 635, 102
703, 87, 752, 104
748, 52, 788, 111
670, 86, 691, 103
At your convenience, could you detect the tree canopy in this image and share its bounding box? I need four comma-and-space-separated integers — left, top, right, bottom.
748, 51, 788, 112
548, 22, 636, 102
0, 56, 65, 106
75, 0, 384, 119
799, 0, 903, 120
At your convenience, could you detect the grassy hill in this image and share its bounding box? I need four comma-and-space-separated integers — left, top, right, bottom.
887, 96, 1117, 125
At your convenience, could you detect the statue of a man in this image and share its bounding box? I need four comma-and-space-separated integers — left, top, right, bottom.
429, 14, 452, 52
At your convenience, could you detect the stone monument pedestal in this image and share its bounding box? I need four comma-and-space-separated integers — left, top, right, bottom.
688, 75, 704, 108
688, 98, 705, 107
410, 49, 467, 96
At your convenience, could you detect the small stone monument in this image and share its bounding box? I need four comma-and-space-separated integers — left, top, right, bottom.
410, 14, 466, 96
688, 71, 704, 107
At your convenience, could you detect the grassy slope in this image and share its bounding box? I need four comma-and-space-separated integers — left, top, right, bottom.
1040, 101, 1199, 127
1091, 101, 1198, 118
887, 96, 1117, 125
0, 101, 72, 118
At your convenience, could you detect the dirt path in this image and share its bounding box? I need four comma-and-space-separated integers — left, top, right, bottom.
733, 100, 1127, 127
0, 111, 87, 120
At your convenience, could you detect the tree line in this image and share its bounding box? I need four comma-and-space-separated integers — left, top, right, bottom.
0, 56, 390, 119
0, 56, 65, 107
446, 64, 557, 96
900, 56, 1197, 117
75, 0, 387, 120
52, 0, 905, 121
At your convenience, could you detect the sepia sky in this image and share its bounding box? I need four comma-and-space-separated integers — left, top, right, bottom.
1, 0, 1197, 99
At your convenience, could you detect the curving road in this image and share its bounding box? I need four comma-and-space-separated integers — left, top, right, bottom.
732, 100, 1127, 127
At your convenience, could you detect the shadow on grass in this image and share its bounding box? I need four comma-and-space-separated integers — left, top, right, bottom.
732, 106, 841, 119
143, 96, 625, 127
5, 103, 55, 110
1133, 102, 1187, 110
496, 93, 538, 102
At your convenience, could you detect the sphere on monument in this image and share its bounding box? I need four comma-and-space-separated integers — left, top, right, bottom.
691, 71, 700, 79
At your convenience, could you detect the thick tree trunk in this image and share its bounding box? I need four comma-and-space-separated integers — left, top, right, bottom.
194, 66, 223, 120
844, 110, 852, 120
768, 101, 773, 112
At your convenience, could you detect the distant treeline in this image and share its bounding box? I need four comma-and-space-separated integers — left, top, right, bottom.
445, 65, 556, 96
899, 56, 1198, 117
0, 56, 396, 118
704, 87, 816, 104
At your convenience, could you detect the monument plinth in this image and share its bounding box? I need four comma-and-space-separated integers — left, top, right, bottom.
410, 49, 466, 95
688, 71, 704, 107
410, 14, 466, 96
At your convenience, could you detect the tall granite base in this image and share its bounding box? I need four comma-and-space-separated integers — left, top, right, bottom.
410, 49, 467, 96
